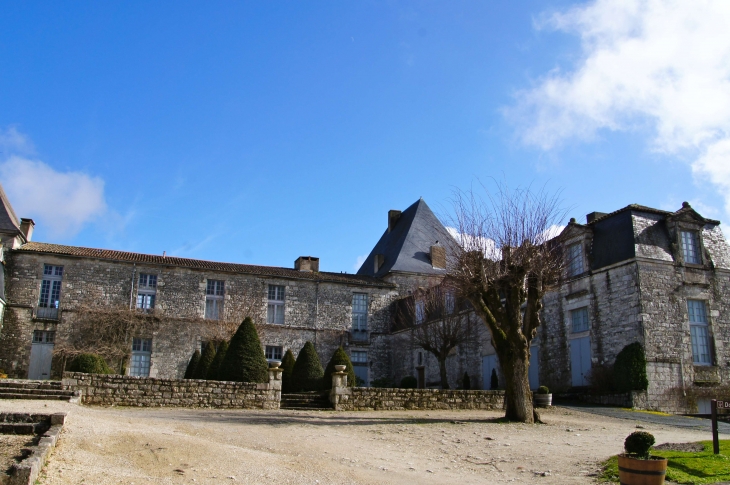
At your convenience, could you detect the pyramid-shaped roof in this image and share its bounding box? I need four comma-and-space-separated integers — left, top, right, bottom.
357, 199, 457, 278
0, 182, 20, 234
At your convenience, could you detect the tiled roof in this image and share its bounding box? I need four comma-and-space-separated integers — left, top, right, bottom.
16, 242, 395, 287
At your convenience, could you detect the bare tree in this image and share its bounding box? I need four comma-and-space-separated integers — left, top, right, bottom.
448, 183, 565, 423
395, 281, 476, 389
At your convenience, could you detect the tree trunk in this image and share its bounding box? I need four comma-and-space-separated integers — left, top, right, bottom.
498, 346, 535, 423
438, 356, 450, 389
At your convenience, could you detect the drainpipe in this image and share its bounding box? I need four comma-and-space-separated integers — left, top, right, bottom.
129, 264, 136, 310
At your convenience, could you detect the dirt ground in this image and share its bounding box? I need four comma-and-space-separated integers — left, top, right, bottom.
1, 400, 726, 485
0, 434, 35, 474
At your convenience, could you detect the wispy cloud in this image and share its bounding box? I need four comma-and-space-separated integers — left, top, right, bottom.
354, 254, 368, 272
0, 128, 109, 238
507, 0, 730, 212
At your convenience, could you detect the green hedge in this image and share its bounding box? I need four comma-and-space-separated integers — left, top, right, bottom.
613, 342, 648, 393
207, 341, 228, 380
194, 341, 217, 380
67, 353, 113, 374
322, 347, 356, 390
184, 350, 201, 379
219, 318, 269, 383
291, 341, 324, 392
281, 349, 296, 393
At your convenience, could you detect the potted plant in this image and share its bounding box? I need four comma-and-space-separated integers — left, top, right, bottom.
533, 386, 552, 407
618, 431, 667, 485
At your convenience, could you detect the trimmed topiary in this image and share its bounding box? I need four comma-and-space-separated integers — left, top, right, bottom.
462, 372, 471, 390
291, 341, 324, 392
194, 341, 217, 380
490, 368, 499, 390
400, 375, 418, 388
323, 347, 356, 390
219, 318, 269, 383
184, 350, 201, 379
624, 431, 655, 459
207, 340, 228, 381
281, 349, 296, 393
537, 385, 550, 394
67, 353, 113, 374
613, 342, 649, 393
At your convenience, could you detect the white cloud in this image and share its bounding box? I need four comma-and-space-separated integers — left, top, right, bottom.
509, 0, 730, 212
0, 155, 108, 238
0, 127, 34, 155
354, 254, 368, 272
446, 226, 501, 260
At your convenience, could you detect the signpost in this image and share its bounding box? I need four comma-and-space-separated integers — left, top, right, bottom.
711, 399, 729, 455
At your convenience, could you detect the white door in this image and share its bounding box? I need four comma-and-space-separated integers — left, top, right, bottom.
570, 336, 591, 387
28, 330, 55, 380
482, 354, 499, 390
528, 345, 540, 390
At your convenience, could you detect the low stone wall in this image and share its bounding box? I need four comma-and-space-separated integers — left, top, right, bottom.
331, 387, 505, 411
62, 369, 282, 409
579, 390, 648, 409
3, 412, 66, 485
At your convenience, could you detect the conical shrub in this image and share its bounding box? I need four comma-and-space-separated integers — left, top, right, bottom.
208, 340, 228, 380
194, 341, 217, 379
281, 348, 296, 393
291, 341, 324, 392
322, 346, 356, 390
67, 353, 113, 374
184, 350, 201, 379
219, 317, 269, 383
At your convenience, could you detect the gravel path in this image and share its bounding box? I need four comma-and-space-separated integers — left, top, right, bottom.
1, 400, 727, 485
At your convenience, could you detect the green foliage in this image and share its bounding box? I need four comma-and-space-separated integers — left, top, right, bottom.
490, 368, 499, 390
67, 353, 113, 374
291, 341, 324, 392
194, 341, 217, 380
624, 431, 655, 459
400, 375, 418, 388
219, 318, 269, 383
281, 349, 296, 393
184, 350, 201, 379
537, 386, 550, 395
371, 377, 395, 388
207, 341, 228, 380
601, 440, 730, 484
462, 372, 471, 390
613, 342, 649, 393
322, 347, 356, 390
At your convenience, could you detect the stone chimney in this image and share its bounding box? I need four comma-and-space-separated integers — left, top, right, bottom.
430, 243, 446, 269
19, 218, 34, 242
374, 254, 385, 273
585, 212, 607, 224
388, 210, 402, 233
294, 256, 319, 272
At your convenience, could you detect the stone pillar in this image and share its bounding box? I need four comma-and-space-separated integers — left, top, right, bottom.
329, 365, 351, 410
267, 362, 283, 408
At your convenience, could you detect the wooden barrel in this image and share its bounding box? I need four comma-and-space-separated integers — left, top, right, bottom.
617, 454, 667, 485
533, 393, 552, 407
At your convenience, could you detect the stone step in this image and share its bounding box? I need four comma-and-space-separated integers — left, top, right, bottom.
0, 388, 75, 397
0, 380, 63, 391
0, 392, 75, 401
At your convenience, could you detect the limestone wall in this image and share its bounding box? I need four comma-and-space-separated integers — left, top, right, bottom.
62, 371, 282, 409
331, 387, 504, 411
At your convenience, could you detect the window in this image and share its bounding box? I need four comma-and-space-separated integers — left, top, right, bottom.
571, 307, 589, 333
681, 230, 701, 264
566, 243, 584, 277
444, 291, 455, 315
267, 285, 285, 324
32, 330, 55, 344
351, 293, 368, 340
205, 280, 225, 320
38, 264, 63, 319
688, 300, 712, 365
351, 351, 367, 364
415, 300, 426, 324
265, 345, 283, 361
136, 273, 157, 310
130, 337, 152, 376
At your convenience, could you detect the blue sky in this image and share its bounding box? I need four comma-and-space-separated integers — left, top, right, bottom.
1, 1, 729, 272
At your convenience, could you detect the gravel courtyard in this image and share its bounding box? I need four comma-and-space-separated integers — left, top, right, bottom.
2, 400, 727, 485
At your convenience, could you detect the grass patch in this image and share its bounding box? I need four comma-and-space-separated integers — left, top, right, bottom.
600, 440, 730, 484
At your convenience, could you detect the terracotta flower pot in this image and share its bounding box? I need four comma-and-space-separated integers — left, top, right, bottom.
533, 393, 552, 407
617, 454, 668, 485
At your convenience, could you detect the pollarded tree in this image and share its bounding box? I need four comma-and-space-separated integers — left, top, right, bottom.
281, 348, 296, 393
207, 340, 228, 381
449, 183, 565, 423
291, 341, 324, 392
184, 350, 201, 379
219, 317, 269, 383
323, 346, 356, 390
194, 341, 217, 380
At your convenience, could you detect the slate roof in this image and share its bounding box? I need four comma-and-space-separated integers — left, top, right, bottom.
587, 203, 721, 225
0, 183, 20, 234
356, 199, 457, 278
16, 242, 394, 287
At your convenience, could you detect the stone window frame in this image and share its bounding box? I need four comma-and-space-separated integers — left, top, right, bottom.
687, 299, 713, 366
136, 273, 157, 311
130, 337, 152, 377
564, 298, 591, 340
265, 345, 283, 361
351, 350, 367, 364
205, 279, 225, 320
266, 284, 285, 324
668, 217, 708, 267
351, 292, 368, 338
680, 229, 702, 265
570, 307, 590, 333
37, 264, 64, 320
565, 241, 585, 277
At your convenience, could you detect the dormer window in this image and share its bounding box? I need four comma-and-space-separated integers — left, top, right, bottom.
566, 242, 584, 277
680, 230, 701, 264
